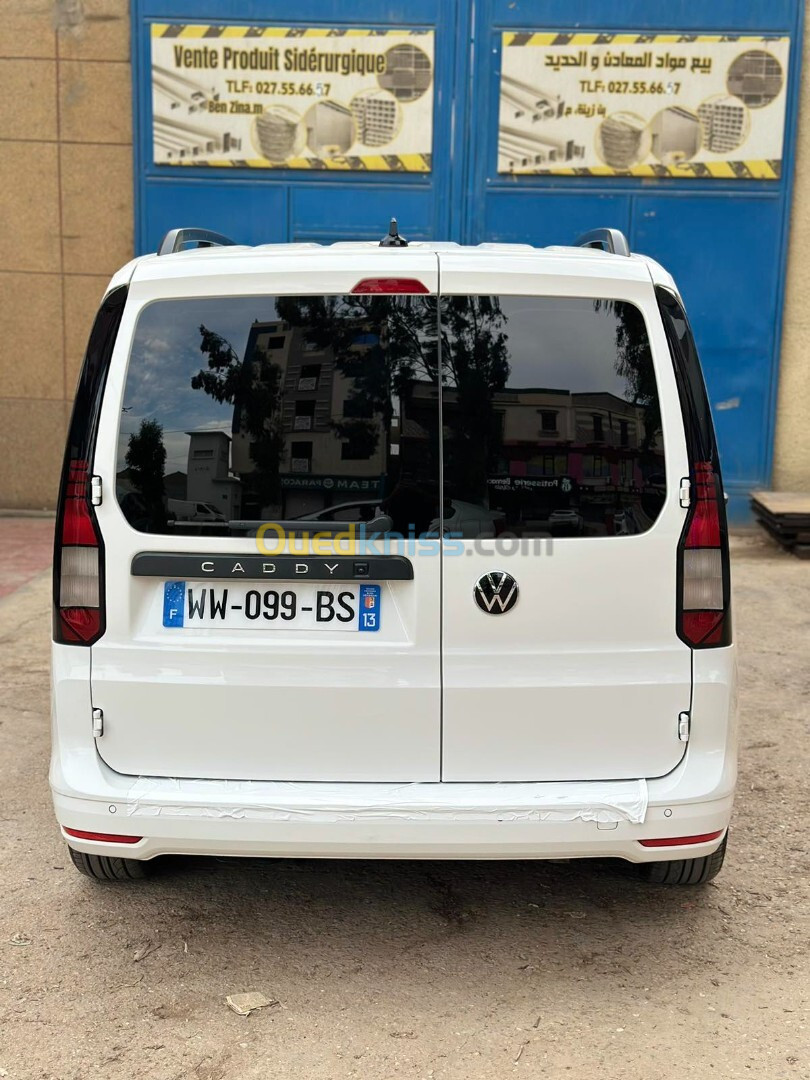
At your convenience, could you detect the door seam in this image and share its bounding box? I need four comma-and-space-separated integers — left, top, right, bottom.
437, 250, 444, 781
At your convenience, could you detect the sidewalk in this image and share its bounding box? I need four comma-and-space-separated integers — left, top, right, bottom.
0, 516, 55, 600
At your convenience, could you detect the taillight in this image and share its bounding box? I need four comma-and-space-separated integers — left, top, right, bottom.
54, 459, 104, 645
351, 278, 430, 294
677, 461, 730, 648
53, 285, 124, 645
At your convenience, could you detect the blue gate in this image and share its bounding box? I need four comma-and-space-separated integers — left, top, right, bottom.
132, 0, 804, 520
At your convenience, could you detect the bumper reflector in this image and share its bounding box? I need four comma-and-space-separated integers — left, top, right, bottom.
639, 830, 724, 848
63, 828, 142, 844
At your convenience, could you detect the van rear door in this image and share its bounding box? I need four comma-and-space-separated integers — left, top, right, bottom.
90, 251, 443, 782
436, 252, 692, 781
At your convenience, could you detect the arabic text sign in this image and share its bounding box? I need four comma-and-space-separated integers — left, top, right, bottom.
498, 33, 790, 178
151, 25, 434, 172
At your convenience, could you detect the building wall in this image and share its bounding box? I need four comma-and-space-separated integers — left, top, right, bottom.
0, 1, 808, 508
774, 9, 810, 493
0, 0, 133, 509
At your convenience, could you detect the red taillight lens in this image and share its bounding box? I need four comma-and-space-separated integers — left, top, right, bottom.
58, 607, 101, 643
55, 459, 103, 645
351, 278, 430, 294
639, 830, 724, 848
64, 828, 142, 844
685, 462, 721, 547
677, 461, 730, 648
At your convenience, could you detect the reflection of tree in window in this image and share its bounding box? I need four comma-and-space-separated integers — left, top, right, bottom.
592, 414, 604, 441
275, 294, 441, 534
594, 299, 661, 450
190, 324, 285, 511
276, 294, 439, 440
540, 410, 557, 433
124, 418, 167, 531
439, 296, 511, 503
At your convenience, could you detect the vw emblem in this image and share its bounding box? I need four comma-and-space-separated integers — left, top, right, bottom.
473, 571, 519, 615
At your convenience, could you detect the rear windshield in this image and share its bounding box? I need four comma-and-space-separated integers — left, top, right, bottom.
115, 294, 664, 537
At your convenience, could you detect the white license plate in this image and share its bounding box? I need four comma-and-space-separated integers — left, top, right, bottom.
162, 582, 381, 632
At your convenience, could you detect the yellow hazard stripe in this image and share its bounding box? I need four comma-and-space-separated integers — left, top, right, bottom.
502, 31, 789, 46
502, 160, 780, 180
151, 23, 428, 38
161, 155, 431, 173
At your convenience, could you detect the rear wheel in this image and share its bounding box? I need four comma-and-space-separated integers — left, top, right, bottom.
68, 845, 151, 882
636, 834, 727, 885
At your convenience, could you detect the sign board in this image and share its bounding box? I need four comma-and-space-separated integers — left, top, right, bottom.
498, 33, 790, 178
151, 24, 434, 172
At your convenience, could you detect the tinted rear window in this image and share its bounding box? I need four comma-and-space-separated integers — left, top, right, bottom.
115, 294, 664, 537
440, 296, 665, 537
116, 295, 441, 536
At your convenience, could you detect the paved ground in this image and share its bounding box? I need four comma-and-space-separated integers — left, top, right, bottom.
0, 523, 808, 1080
0, 518, 53, 600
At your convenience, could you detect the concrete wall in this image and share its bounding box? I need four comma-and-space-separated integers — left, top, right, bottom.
0, 0, 132, 509
774, 14, 810, 493
0, 1, 807, 507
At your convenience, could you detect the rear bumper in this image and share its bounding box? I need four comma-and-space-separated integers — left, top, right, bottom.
50, 644, 737, 863
53, 778, 732, 862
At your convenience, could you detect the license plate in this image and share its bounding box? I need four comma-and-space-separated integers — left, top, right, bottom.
162, 582, 381, 632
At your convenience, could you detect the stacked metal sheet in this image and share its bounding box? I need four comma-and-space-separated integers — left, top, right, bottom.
751, 491, 810, 557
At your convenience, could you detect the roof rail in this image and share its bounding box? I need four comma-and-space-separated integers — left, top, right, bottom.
575, 228, 631, 257
157, 227, 237, 256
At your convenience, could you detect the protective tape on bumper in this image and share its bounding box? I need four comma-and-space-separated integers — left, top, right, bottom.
124, 777, 648, 825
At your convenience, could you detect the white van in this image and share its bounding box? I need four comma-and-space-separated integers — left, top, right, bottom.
50, 224, 736, 886
167, 499, 226, 524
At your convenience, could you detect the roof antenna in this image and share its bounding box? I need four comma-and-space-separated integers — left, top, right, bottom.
380, 217, 408, 247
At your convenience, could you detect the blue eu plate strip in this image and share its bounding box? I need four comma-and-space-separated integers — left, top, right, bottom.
163, 581, 186, 627
358, 584, 381, 632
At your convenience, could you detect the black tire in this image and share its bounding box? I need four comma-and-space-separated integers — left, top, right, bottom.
636, 833, 727, 885
68, 845, 151, 882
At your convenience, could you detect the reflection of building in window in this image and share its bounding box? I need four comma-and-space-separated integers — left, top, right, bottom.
185, 430, 241, 518
232, 320, 390, 519
539, 409, 557, 433
698, 96, 747, 153
297, 363, 320, 391
290, 441, 312, 474
293, 399, 315, 431
445, 384, 661, 501
584, 454, 610, 478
